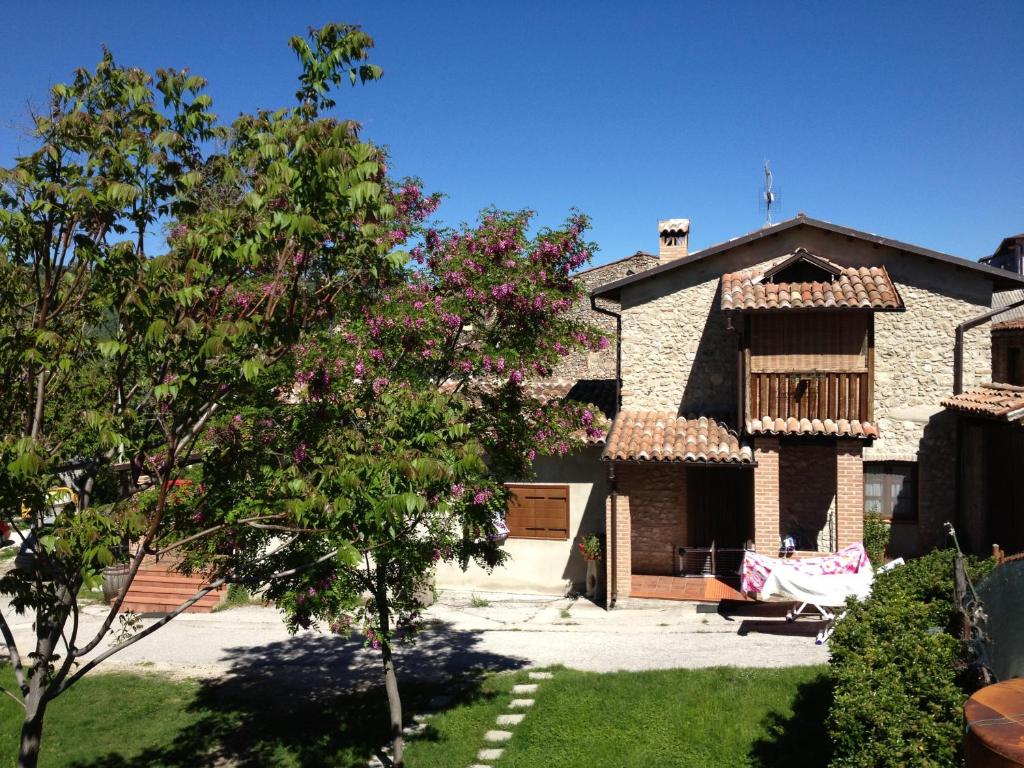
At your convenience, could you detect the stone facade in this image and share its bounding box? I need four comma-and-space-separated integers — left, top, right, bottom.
552, 252, 659, 382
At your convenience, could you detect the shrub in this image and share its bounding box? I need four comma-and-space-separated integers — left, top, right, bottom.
827, 549, 993, 767
863, 512, 891, 566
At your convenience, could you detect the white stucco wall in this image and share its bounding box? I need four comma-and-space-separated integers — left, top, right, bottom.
434, 446, 607, 595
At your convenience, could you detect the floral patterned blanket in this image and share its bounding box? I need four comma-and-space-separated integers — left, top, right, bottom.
740, 542, 871, 598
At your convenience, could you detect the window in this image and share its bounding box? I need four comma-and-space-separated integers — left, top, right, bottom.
505, 484, 570, 540
864, 463, 917, 522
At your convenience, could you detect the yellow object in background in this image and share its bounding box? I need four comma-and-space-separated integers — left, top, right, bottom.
20, 486, 79, 519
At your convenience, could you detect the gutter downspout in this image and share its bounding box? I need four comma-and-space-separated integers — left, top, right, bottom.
591, 294, 622, 609
590, 295, 622, 413
954, 296, 1024, 394
607, 462, 618, 609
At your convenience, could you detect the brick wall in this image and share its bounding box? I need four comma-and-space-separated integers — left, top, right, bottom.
779, 444, 837, 551
617, 463, 687, 576
836, 442, 865, 548
605, 472, 632, 606
754, 437, 780, 553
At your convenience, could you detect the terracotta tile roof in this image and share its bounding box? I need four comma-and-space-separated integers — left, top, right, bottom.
746, 416, 879, 438
603, 412, 753, 463
721, 261, 902, 311
942, 384, 1024, 421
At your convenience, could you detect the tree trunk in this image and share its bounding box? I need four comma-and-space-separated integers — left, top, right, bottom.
381, 641, 404, 767
18, 699, 46, 768
375, 574, 404, 767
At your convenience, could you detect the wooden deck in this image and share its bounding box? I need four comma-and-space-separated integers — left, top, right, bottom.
630, 574, 752, 603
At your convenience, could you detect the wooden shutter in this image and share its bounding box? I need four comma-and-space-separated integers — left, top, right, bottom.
505, 484, 570, 540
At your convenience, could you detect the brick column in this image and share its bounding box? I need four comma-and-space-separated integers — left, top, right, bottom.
754, 437, 780, 554
836, 441, 864, 548
605, 468, 631, 607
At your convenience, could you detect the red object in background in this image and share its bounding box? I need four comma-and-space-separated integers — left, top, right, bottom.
0, 521, 10, 543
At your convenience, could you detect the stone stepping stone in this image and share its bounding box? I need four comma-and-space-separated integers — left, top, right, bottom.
403, 722, 427, 737
469, 765, 492, 768
508, 698, 535, 708
413, 713, 431, 723
528, 671, 553, 680
484, 730, 513, 743
477, 747, 505, 761
496, 713, 525, 726
511, 683, 538, 694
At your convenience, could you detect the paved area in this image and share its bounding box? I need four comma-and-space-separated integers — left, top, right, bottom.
0, 589, 828, 684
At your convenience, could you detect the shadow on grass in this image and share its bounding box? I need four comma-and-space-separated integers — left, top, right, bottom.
71, 622, 526, 768
748, 674, 834, 768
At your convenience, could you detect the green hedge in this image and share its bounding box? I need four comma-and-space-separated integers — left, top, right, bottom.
827, 549, 993, 767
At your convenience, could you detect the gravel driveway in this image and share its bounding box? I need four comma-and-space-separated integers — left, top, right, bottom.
2, 589, 828, 684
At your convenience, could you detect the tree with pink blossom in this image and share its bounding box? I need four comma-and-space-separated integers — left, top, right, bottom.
183, 207, 607, 765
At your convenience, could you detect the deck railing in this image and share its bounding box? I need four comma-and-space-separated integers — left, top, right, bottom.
747, 370, 870, 423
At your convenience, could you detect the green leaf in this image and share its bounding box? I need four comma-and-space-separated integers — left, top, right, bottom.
241, 358, 264, 382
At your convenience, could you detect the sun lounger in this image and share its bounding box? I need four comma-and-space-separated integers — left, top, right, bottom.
740, 543, 874, 643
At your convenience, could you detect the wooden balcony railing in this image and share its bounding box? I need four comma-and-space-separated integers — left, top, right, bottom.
747, 370, 870, 423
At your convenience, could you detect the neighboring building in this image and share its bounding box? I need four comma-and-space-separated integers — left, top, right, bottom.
943, 232, 1024, 557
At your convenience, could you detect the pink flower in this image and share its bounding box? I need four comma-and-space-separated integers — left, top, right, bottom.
372, 377, 389, 395
510, 369, 524, 385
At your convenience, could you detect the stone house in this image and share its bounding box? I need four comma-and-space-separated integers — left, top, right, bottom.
437, 214, 1024, 601
593, 215, 1024, 606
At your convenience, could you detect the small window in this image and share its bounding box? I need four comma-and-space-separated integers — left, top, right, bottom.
864, 463, 917, 522
505, 484, 570, 540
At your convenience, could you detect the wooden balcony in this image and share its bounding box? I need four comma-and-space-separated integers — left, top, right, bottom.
747, 370, 870, 423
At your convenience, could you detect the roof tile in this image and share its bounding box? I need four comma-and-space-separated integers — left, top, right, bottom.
747, 416, 879, 439
603, 412, 753, 464
942, 384, 1024, 421
722, 255, 902, 312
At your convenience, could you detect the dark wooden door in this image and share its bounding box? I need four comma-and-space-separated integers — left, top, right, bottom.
687, 469, 754, 548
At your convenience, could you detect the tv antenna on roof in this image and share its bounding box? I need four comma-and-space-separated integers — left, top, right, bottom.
759, 161, 779, 227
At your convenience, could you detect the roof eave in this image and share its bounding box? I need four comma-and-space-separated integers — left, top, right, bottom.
592, 216, 1024, 298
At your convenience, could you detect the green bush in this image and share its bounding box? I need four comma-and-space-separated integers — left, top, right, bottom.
863, 512, 891, 566
827, 549, 993, 767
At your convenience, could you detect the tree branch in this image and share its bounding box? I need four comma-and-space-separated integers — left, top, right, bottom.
54, 576, 227, 697
0, 610, 28, 695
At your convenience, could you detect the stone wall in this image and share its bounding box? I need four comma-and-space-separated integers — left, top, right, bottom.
552, 252, 659, 382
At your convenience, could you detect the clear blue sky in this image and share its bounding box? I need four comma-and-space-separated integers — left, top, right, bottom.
2, 1, 1021, 266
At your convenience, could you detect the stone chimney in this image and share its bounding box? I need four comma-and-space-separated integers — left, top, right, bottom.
658, 218, 690, 261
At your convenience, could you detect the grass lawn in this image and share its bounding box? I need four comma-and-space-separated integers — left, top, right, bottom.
0, 664, 830, 767
405, 666, 831, 768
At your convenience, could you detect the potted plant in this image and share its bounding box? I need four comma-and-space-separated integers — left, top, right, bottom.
578, 534, 602, 599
